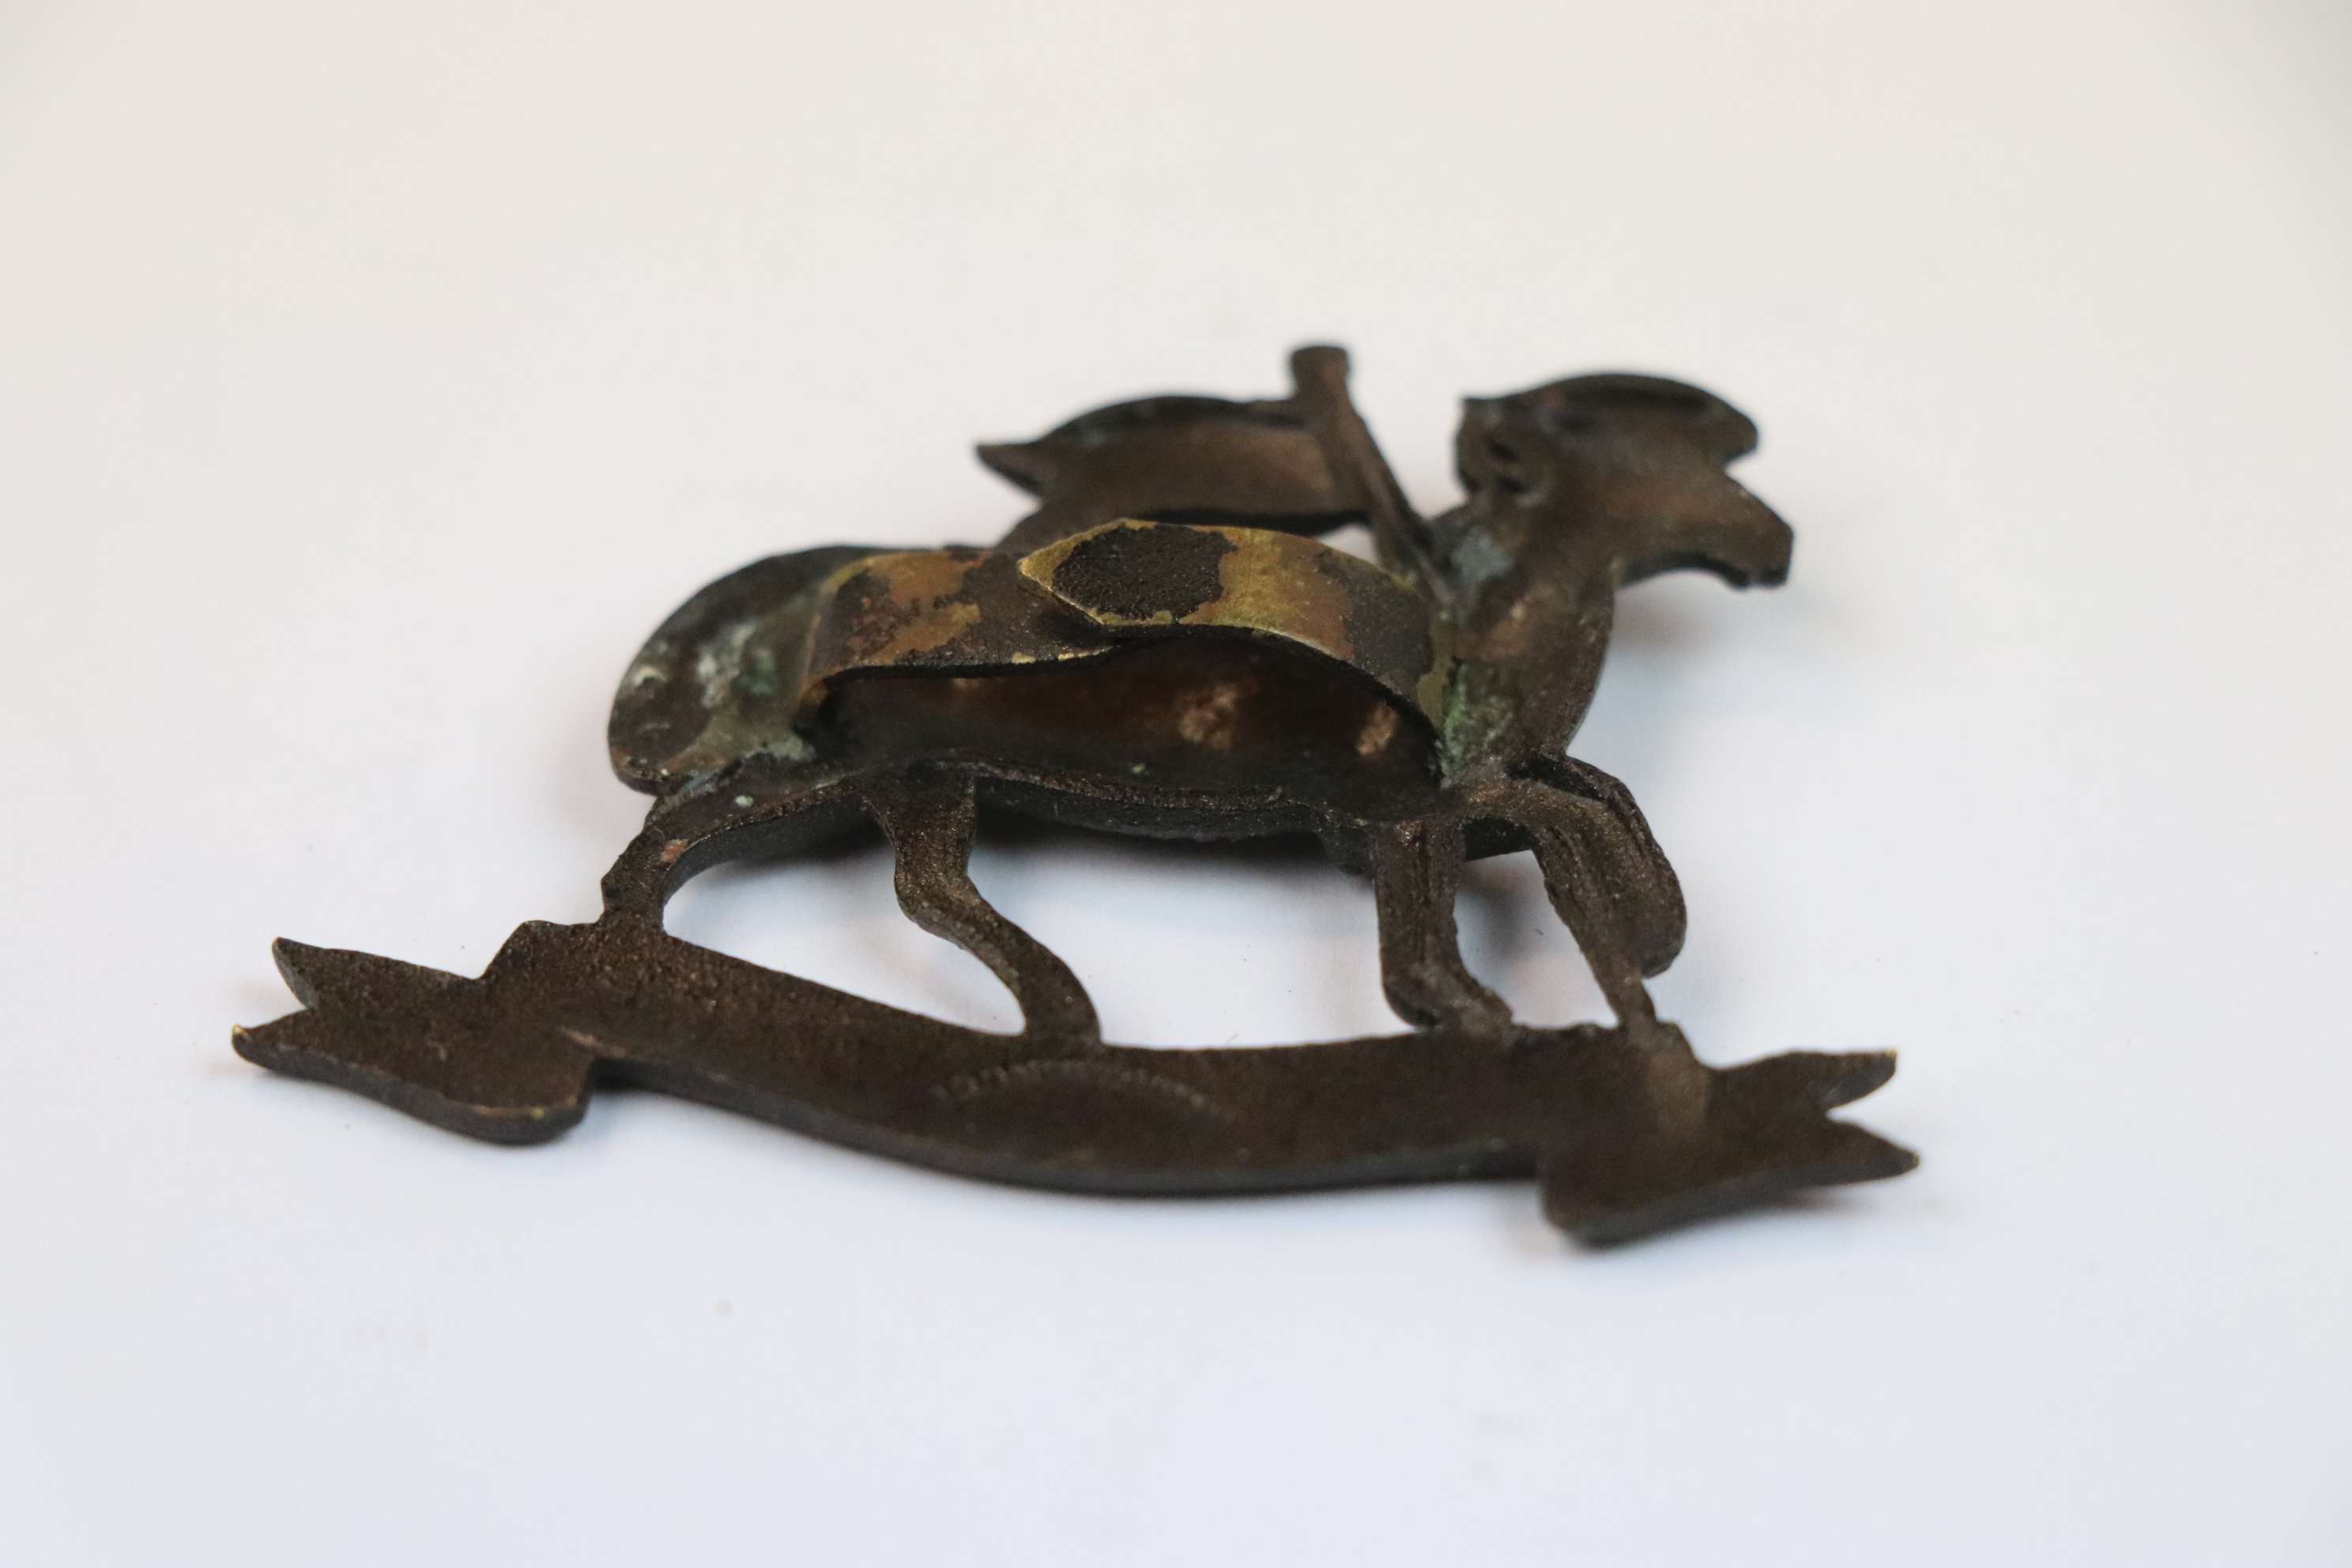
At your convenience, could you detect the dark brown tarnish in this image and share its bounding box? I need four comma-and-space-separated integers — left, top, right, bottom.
236, 345, 1913, 1245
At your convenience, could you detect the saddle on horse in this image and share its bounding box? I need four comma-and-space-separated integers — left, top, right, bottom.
800, 520, 1446, 729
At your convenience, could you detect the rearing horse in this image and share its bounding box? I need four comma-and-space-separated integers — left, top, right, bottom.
599, 346, 1793, 1044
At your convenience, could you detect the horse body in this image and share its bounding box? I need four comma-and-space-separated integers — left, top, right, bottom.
601, 348, 1791, 1043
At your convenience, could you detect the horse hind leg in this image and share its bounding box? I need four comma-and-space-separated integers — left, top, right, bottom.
598, 778, 872, 923
864, 769, 1102, 1046
1366, 816, 1514, 1035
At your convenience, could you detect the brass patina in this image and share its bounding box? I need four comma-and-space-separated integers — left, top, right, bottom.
235, 346, 1913, 1243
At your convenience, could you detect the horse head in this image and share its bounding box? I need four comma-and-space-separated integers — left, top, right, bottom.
1446, 372, 1792, 592
1430, 371, 1794, 775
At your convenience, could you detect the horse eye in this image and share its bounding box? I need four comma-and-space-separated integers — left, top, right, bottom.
1483, 436, 1530, 496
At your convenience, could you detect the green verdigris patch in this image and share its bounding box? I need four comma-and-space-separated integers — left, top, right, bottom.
654, 603, 824, 783
606, 545, 884, 795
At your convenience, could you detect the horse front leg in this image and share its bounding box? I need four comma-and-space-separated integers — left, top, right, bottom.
1366, 816, 1514, 1036
1514, 756, 1686, 978
864, 768, 1102, 1046
1472, 775, 1668, 1033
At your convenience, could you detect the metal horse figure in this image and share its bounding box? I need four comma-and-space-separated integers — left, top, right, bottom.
237, 347, 1913, 1243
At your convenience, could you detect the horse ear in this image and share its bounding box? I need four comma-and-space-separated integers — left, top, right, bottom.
1498, 374, 1760, 465
977, 439, 1058, 496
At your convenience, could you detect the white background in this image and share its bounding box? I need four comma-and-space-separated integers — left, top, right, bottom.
3, 2, 2347, 1562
